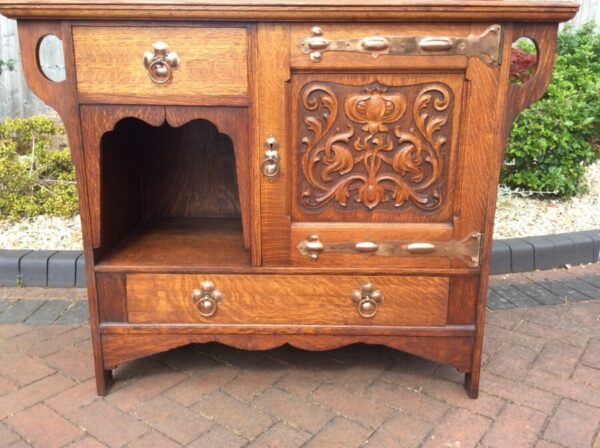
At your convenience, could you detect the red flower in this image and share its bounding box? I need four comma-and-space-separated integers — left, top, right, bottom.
510, 48, 538, 83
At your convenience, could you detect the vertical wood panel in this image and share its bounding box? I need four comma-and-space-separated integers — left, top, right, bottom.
448, 276, 479, 324
258, 23, 291, 265
97, 272, 127, 322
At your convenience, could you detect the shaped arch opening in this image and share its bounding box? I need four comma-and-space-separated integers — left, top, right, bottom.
97, 116, 250, 269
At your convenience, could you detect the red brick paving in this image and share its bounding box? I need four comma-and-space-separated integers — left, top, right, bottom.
5, 404, 83, 448
0, 284, 598, 446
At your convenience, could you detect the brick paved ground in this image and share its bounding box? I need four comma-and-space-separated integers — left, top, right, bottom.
0, 265, 598, 447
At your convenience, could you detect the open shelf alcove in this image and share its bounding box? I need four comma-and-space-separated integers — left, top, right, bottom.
80, 105, 253, 272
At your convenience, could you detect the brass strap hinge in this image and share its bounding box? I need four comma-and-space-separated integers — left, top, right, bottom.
300, 25, 502, 65
297, 232, 483, 267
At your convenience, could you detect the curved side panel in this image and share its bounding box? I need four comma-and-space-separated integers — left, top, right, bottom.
102, 333, 473, 372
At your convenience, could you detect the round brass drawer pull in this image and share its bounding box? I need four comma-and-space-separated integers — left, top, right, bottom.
143, 41, 180, 85
191, 281, 224, 318
351, 282, 384, 318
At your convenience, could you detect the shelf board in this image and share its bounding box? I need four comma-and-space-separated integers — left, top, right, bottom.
95, 218, 251, 272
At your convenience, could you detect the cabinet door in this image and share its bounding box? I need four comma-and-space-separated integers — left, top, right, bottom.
258, 23, 503, 269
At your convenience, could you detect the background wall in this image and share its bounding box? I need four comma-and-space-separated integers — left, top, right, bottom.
0, 2, 598, 118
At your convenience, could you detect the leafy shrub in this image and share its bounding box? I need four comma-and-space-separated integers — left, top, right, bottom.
0, 116, 79, 219
502, 23, 600, 197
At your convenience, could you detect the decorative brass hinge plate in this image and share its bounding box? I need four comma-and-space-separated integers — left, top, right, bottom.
300, 25, 502, 65
297, 232, 483, 267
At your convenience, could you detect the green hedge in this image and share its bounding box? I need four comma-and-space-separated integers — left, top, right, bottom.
0, 116, 79, 219
502, 23, 600, 197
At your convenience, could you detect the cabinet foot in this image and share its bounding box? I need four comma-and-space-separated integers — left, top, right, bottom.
96, 369, 114, 396
464, 372, 479, 399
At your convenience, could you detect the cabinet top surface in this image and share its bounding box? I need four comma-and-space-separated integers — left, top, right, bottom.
0, 0, 579, 21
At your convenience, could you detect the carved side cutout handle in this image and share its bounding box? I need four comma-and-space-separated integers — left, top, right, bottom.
506, 23, 558, 126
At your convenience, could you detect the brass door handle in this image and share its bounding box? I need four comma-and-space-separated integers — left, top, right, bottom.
262, 135, 280, 180
351, 283, 384, 318
191, 281, 224, 318
360, 36, 390, 52
297, 234, 324, 261
300, 25, 501, 65
418, 37, 454, 52
297, 233, 482, 267
303, 26, 330, 62
406, 242, 436, 254
353, 241, 379, 254
143, 41, 180, 84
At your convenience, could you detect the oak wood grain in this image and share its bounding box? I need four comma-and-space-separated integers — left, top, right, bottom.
290, 73, 464, 224
127, 274, 449, 326
80, 105, 166, 249
101, 323, 475, 336
96, 218, 251, 270
258, 23, 292, 266
73, 26, 248, 97
16, 21, 113, 395
447, 276, 478, 324
0, 1, 579, 22
8, 4, 573, 398
102, 333, 473, 372
96, 273, 128, 322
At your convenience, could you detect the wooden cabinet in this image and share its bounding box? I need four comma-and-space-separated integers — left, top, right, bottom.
0, 0, 577, 398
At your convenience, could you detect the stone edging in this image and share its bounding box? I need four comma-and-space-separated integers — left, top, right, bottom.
0, 229, 598, 288
491, 229, 600, 275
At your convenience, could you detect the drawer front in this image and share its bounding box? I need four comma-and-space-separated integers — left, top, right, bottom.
127, 274, 449, 326
73, 26, 248, 98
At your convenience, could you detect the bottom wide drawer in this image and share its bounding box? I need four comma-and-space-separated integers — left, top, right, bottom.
126, 274, 449, 326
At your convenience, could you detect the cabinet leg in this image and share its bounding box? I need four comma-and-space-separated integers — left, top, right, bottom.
96, 369, 114, 396
464, 371, 479, 399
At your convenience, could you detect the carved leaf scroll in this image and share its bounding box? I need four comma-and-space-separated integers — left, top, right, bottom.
299, 81, 452, 212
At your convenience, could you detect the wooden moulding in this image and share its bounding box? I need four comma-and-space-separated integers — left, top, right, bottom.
0, 1, 579, 22
101, 332, 475, 372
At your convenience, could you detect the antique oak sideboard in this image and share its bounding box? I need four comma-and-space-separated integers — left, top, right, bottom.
0, 0, 577, 397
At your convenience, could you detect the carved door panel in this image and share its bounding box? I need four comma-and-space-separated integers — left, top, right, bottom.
292, 74, 459, 224
258, 24, 491, 269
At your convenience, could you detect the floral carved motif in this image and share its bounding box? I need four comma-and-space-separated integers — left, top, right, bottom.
299, 81, 452, 212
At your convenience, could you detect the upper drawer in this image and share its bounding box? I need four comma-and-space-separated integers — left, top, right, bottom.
72, 26, 248, 99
